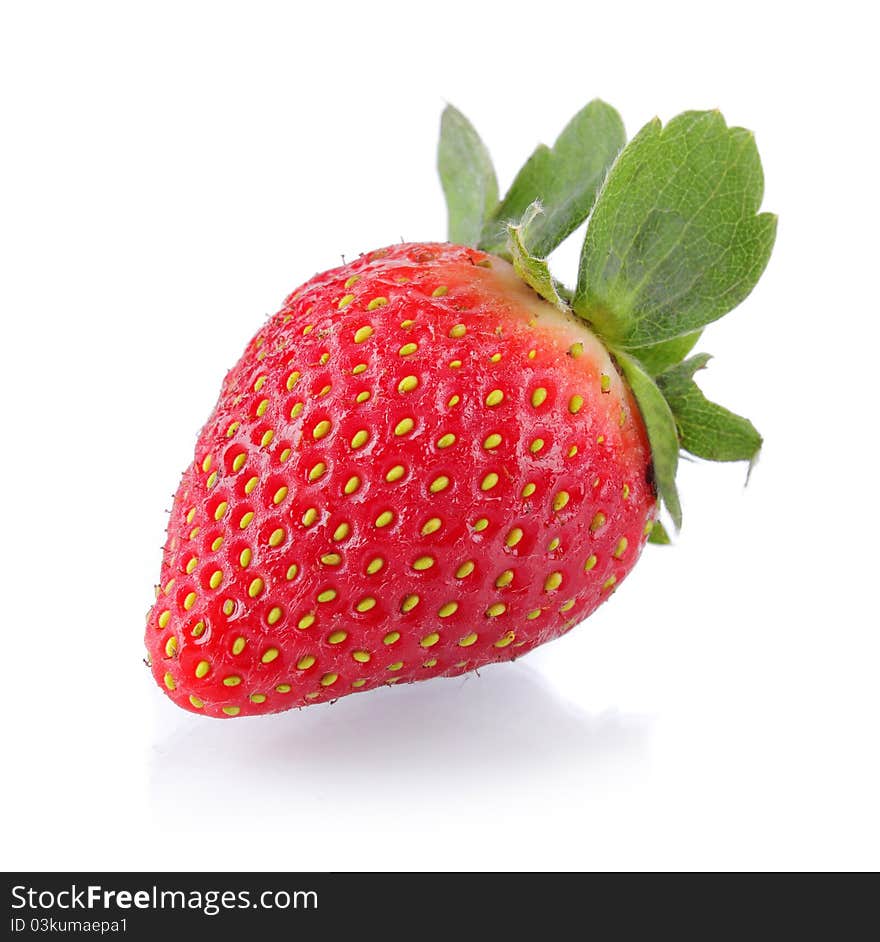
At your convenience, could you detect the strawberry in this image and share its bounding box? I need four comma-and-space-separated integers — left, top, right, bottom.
146, 103, 775, 717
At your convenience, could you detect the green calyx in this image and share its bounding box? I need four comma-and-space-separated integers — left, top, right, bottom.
438, 102, 775, 532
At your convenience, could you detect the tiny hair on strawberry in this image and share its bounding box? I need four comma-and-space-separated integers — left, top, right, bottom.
145, 101, 776, 718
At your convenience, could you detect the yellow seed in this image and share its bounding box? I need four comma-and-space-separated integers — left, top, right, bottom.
614, 537, 628, 559
211, 536, 224, 551
544, 572, 563, 592
318, 383, 332, 397
250, 693, 267, 703
185, 556, 199, 576
483, 433, 502, 449
398, 375, 418, 393
183, 591, 197, 611
248, 577, 264, 598
286, 370, 301, 391
302, 508, 318, 526
185, 508, 196, 524
385, 631, 402, 646
553, 491, 570, 511
438, 601, 458, 618
223, 675, 241, 687
485, 389, 504, 407
201, 454, 213, 473
449, 359, 462, 369
333, 522, 350, 541
213, 501, 228, 521
447, 394, 460, 408
226, 421, 240, 437
328, 630, 348, 644
430, 475, 450, 493
308, 463, 327, 482
157, 610, 171, 629
268, 528, 285, 547
420, 632, 440, 648
437, 433, 456, 449
261, 648, 279, 664
548, 537, 560, 552
531, 387, 548, 407
400, 596, 419, 613
354, 325, 373, 343
317, 589, 337, 603
260, 429, 274, 447
486, 602, 507, 617
394, 417, 415, 435
164, 672, 176, 690
399, 342, 418, 356
267, 606, 283, 625
206, 471, 218, 489
412, 556, 434, 571
481, 472, 499, 491
320, 553, 342, 566
298, 613, 316, 630
240, 511, 254, 529
473, 518, 488, 532
421, 517, 442, 535
305, 691, 319, 700
356, 597, 376, 613
222, 706, 241, 716
367, 296, 388, 311
386, 464, 406, 482
423, 657, 438, 668
590, 512, 607, 532
313, 419, 332, 440
232, 453, 246, 472
164, 637, 178, 657
387, 661, 404, 671
273, 485, 289, 504
432, 285, 448, 297
603, 575, 617, 590
286, 564, 299, 580
351, 429, 369, 449
356, 390, 371, 404
490, 352, 502, 363
344, 275, 359, 289
400, 319, 415, 329
375, 510, 394, 528
351, 679, 367, 688
521, 483, 536, 498
244, 476, 259, 494
530, 438, 545, 453
569, 394, 584, 414
163, 578, 176, 595
601, 374, 611, 392
320, 672, 338, 687
255, 398, 269, 417
195, 660, 210, 679
297, 654, 316, 670
189, 695, 204, 708
275, 683, 291, 693
567, 445, 578, 458
623, 483, 631, 500
366, 556, 384, 574
494, 631, 515, 648
495, 570, 514, 588
560, 599, 576, 612
504, 527, 523, 547
352, 363, 367, 375
449, 323, 466, 338
455, 561, 475, 578
338, 293, 355, 309
254, 373, 268, 391
584, 554, 598, 571
209, 569, 223, 589
459, 632, 478, 647
192, 621, 206, 637
222, 599, 235, 616
232, 636, 247, 655
290, 402, 304, 419
352, 650, 371, 663
343, 476, 361, 496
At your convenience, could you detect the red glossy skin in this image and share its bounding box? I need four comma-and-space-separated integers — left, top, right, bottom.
146, 243, 656, 717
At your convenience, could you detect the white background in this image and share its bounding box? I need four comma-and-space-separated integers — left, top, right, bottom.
2, 0, 878, 871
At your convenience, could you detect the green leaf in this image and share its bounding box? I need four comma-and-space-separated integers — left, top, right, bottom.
438, 105, 499, 246
506, 203, 568, 309
479, 99, 625, 257
615, 351, 682, 529
647, 520, 671, 545
656, 356, 762, 463
574, 111, 777, 348
628, 329, 702, 376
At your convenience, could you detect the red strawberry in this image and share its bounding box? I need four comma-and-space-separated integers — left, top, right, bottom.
146, 103, 775, 717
